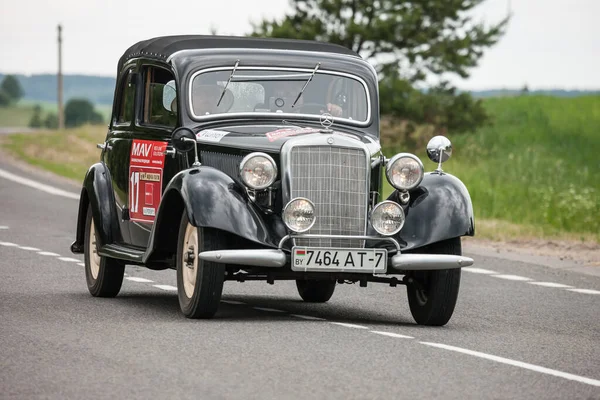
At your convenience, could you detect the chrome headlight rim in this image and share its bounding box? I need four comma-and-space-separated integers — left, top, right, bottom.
239, 152, 278, 190
282, 197, 316, 233
385, 153, 424, 191
371, 200, 405, 236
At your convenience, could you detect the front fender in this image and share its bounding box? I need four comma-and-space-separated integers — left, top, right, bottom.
389, 172, 475, 251
71, 162, 122, 253
148, 166, 285, 257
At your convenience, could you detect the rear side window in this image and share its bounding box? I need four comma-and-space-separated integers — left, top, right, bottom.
116, 70, 135, 124
142, 66, 177, 127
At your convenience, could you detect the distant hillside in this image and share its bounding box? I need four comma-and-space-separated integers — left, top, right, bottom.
0, 73, 115, 105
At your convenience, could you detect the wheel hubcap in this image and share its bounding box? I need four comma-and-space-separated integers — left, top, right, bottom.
182, 223, 198, 298
89, 220, 100, 279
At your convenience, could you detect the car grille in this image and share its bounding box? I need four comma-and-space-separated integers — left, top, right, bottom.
200, 151, 243, 183
290, 145, 368, 248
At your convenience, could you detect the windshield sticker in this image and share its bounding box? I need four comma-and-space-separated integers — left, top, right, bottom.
196, 129, 229, 143
129, 140, 167, 223
266, 127, 320, 142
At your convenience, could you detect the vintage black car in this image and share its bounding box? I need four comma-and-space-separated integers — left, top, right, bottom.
71, 35, 474, 326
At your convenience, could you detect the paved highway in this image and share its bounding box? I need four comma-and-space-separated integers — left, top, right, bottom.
1, 160, 599, 399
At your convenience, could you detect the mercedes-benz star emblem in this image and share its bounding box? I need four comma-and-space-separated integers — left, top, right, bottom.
320, 113, 334, 129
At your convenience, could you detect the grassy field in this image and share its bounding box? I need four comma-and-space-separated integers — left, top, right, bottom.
2, 95, 598, 242
0, 101, 112, 127
383, 95, 600, 241
1, 125, 106, 182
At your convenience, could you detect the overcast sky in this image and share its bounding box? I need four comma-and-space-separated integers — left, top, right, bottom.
1, 0, 598, 89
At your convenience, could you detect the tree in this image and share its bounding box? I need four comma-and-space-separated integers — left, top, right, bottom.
44, 112, 59, 129
64, 98, 104, 127
28, 105, 43, 128
0, 90, 10, 107
1, 75, 25, 102
252, 0, 508, 83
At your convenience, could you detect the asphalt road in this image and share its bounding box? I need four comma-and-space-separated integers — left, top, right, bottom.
1, 160, 599, 399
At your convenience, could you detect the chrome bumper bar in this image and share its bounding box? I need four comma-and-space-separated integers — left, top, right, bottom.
198, 233, 473, 271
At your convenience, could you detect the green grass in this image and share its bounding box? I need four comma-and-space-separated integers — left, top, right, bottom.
1, 125, 106, 182
383, 95, 600, 241
0, 101, 112, 127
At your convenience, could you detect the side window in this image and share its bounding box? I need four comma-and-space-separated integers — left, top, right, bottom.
116, 70, 135, 124
142, 66, 177, 127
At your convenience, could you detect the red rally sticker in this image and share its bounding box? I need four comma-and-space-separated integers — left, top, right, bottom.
129, 140, 167, 223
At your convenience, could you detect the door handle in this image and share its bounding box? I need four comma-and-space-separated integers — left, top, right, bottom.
97, 143, 113, 151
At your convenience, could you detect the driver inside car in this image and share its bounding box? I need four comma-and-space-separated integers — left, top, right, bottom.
270, 80, 343, 117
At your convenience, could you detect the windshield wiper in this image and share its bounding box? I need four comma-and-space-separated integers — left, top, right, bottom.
291, 62, 320, 109
216, 59, 240, 107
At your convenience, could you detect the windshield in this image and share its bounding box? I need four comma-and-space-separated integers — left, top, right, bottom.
189, 68, 370, 124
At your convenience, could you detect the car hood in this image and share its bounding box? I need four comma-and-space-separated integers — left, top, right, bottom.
192, 124, 380, 154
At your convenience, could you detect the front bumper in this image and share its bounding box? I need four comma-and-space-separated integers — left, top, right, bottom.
198, 234, 474, 272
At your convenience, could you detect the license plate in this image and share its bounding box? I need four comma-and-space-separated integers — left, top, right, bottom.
292, 247, 387, 273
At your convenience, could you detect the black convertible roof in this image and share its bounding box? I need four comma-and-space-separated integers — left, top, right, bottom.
118, 35, 358, 71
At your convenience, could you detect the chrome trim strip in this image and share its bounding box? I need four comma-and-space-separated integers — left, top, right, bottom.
198, 249, 286, 267
390, 254, 474, 270
278, 234, 401, 252
187, 66, 372, 126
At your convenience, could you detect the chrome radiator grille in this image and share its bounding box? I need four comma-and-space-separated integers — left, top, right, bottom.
290, 146, 368, 248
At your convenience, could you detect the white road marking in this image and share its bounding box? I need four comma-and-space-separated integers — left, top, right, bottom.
290, 314, 326, 321
126, 277, 154, 283
58, 257, 81, 263
77, 262, 85, 266
420, 342, 600, 387
370, 331, 414, 339
493, 274, 532, 281
253, 307, 286, 313
527, 282, 574, 288
153, 284, 177, 291
0, 241, 19, 246
330, 322, 369, 329
221, 300, 246, 305
18, 246, 40, 251
0, 225, 9, 229
567, 288, 600, 295
0, 168, 79, 200
462, 267, 498, 274
38, 251, 60, 256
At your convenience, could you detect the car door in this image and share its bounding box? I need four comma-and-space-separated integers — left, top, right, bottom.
102, 65, 138, 244
127, 64, 182, 248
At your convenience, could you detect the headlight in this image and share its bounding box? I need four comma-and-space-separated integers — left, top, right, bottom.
386, 153, 424, 190
239, 152, 277, 189
283, 198, 316, 233
371, 201, 405, 235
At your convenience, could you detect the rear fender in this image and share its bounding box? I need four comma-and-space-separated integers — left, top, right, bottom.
71, 162, 122, 253
389, 172, 475, 251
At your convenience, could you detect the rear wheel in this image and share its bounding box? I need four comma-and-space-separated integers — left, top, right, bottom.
296, 280, 336, 303
406, 237, 462, 326
84, 207, 124, 297
176, 212, 225, 319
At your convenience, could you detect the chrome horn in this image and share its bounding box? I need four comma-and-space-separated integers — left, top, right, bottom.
426, 136, 452, 173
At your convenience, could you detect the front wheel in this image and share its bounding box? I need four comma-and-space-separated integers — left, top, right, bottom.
296, 280, 336, 303
406, 237, 462, 326
84, 207, 124, 297
176, 212, 225, 319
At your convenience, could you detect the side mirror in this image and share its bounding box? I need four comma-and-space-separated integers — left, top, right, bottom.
426, 136, 452, 172
171, 127, 200, 166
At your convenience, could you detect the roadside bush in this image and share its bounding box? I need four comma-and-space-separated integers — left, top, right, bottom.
0, 89, 10, 107
65, 98, 104, 128
44, 113, 58, 129
28, 105, 43, 128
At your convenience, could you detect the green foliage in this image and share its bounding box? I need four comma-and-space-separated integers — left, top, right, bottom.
1, 75, 25, 102
28, 104, 43, 128
65, 98, 104, 128
44, 112, 59, 129
0, 89, 10, 107
382, 95, 600, 238
252, 0, 507, 82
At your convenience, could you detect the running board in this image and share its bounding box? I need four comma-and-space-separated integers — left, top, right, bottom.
98, 244, 145, 264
